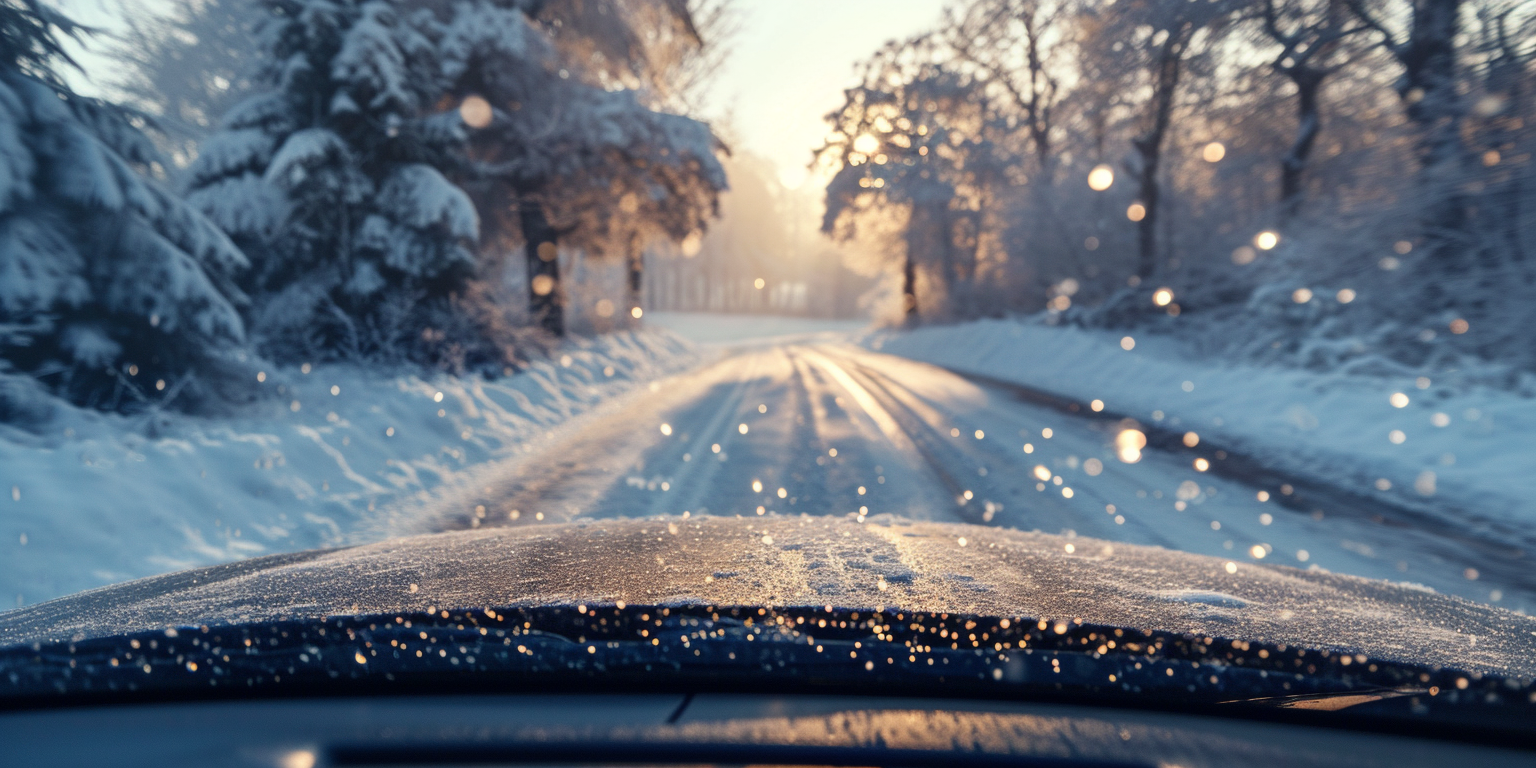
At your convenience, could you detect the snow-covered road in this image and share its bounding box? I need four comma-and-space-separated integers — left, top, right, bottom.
418, 335, 1532, 614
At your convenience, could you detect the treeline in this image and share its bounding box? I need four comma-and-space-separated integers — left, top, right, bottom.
644, 153, 870, 318
0, 0, 726, 416
820, 0, 1535, 375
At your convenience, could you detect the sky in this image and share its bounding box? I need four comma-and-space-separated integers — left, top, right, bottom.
699, 0, 946, 190
51, 0, 946, 190
48, 0, 124, 95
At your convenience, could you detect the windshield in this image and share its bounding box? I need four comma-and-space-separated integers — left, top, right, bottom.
1, 0, 1534, 728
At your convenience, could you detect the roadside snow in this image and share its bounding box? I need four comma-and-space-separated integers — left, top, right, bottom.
0, 331, 700, 607
866, 319, 1536, 535
648, 311, 870, 345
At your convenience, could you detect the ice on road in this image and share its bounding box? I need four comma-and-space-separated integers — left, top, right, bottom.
413, 332, 1530, 614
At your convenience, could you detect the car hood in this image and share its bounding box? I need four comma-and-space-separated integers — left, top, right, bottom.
3, 516, 1532, 678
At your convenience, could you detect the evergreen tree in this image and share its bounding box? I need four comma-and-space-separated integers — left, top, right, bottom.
110, 0, 268, 174
426, 0, 726, 336
186, 0, 481, 365
0, 0, 250, 413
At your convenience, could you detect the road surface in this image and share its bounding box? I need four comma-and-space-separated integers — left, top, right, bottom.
422, 332, 1530, 613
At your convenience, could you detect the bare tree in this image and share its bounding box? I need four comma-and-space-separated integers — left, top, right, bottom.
1084, 0, 1241, 278
1347, 0, 1471, 265
944, 0, 1066, 173
820, 36, 1014, 322
1468, 0, 1535, 265
1257, 0, 1372, 220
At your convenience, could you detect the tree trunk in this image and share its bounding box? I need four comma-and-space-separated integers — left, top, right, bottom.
1483, 18, 1528, 265
1398, 0, 1468, 257
1132, 144, 1162, 280
518, 194, 564, 337
902, 251, 918, 325
626, 235, 643, 324
1021, 9, 1053, 173
1281, 70, 1324, 221
1131, 27, 1188, 279
936, 205, 960, 293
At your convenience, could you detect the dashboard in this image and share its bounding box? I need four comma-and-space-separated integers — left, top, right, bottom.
4, 692, 1532, 767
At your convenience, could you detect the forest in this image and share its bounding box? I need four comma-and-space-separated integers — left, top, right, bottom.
821, 0, 1535, 385
0, 0, 1532, 422
0, 0, 731, 415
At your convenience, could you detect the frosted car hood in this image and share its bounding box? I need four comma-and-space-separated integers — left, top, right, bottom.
2, 516, 1533, 677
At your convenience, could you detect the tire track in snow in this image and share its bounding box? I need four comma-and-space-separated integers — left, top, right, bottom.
417, 336, 1533, 613
839, 346, 1535, 611
832, 347, 1187, 549
426, 351, 768, 530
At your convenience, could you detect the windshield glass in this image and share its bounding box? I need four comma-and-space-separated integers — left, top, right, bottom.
1, 0, 1533, 724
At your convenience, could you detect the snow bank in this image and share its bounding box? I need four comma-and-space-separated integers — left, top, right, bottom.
647, 311, 870, 345
0, 330, 700, 607
866, 319, 1536, 534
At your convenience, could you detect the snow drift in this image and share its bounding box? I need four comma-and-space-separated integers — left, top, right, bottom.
0, 330, 700, 607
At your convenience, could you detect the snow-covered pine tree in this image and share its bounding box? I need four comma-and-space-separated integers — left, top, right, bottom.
0, 0, 251, 415
110, 0, 268, 175
186, 0, 481, 366
424, 0, 726, 336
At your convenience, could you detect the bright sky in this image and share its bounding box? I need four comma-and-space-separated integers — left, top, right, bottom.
55, 0, 946, 191
699, 0, 946, 190
48, 0, 122, 96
